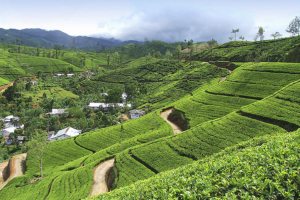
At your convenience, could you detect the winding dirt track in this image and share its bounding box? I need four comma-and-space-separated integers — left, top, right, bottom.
0, 153, 27, 190
219, 70, 232, 82
0, 82, 13, 93
160, 109, 183, 134
90, 158, 115, 197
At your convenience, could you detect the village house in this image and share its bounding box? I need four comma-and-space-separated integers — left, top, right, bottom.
17, 136, 27, 144
1, 115, 24, 144
47, 109, 66, 116
67, 73, 75, 78
54, 73, 64, 77
88, 102, 132, 111
31, 80, 38, 86
129, 109, 146, 119
122, 92, 128, 103
88, 102, 111, 110
49, 127, 82, 141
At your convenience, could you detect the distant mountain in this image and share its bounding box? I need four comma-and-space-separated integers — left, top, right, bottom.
0, 28, 139, 51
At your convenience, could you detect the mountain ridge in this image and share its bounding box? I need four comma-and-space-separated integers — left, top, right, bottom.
0, 28, 140, 51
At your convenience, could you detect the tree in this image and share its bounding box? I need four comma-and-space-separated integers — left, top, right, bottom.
26, 130, 48, 178
231, 29, 239, 41
165, 50, 173, 60
186, 39, 194, 64
106, 53, 111, 66
229, 36, 233, 41
255, 27, 265, 41
271, 32, 282, 40
176, 45, 182, 60
286, 16, 300, 36
239, 36, 245, 41
207, 39, 218, 48
53, 45, 61, 59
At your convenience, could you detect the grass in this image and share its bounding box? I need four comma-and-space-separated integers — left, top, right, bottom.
22, 86, 79, 102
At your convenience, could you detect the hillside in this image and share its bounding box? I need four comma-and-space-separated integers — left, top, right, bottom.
0, 28, 134, 51
194, 36, 300, 62
0, 59, 299, 199
98, 130, 300, 199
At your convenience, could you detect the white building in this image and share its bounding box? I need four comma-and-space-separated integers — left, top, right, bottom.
2, 127, 18, 137
67, 73, 75, 78
88, 103, 111, 110
122, 92, 128, 102
49, 127, 82, 141
129, 110, 145, 119
88, 102, 132, 110
48, 109, 66, 116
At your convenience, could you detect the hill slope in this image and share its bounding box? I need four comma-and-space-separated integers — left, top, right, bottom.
194, 36, 300, 62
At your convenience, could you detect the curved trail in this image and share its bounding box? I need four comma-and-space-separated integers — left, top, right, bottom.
0, 82, 14, 93
0, 153, 27, 190
219, 70, 232, 82
160, 109, 183, 134
90, 158, 115, 197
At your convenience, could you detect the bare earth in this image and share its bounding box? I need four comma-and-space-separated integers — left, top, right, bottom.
90, 158, 115, 197
0, 82, 13, 93
160, 109, 183, 134
219, 70, 232, 83
0, 153, 27, 190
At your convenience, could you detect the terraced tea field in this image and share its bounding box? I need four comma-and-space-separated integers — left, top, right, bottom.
0, 61, 299, 200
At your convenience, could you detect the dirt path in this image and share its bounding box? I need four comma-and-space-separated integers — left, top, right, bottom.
0, 153, 27, 190
90, 158, 115, 197
219, 70, 232, 83
0, 161, 9, 185
160, 109, 183, 134
0, 82, 13, 93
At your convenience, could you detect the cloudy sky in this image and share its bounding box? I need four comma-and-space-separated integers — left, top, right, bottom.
1, 0, 300, 42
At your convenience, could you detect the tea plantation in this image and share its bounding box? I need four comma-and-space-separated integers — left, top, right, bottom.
0, 40, 300, 200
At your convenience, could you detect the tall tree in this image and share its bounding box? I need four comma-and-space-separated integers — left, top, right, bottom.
271, 32, 282, 40
26, 130, 48, 178
255, 27, 265, 41
231, 29, 239, 41
239, 36, 245, 41
286, 16, 300, 36
207, 39, 218, 48
176, 45, 182, 60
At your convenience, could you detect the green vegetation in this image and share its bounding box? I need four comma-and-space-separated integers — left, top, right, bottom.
98, 131, 300, 200
194, 36, 300, 62
0, 37, 300, 200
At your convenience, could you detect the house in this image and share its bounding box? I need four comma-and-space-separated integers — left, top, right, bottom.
49, 127, 82, 141
2, 127, 18, 137
31, 80, 38, 86
88, 102, 132, 111
54, 73, 64, 77
116, 103, 132, 108
100, 93, 108, 97
129, 110, 146, 119
17, 136, 27, 144
121, 92, 128, 102
88, 103, 111, 110
67, 73, 75, 78
3, 115, 19, 123
48, 109, 66, 116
